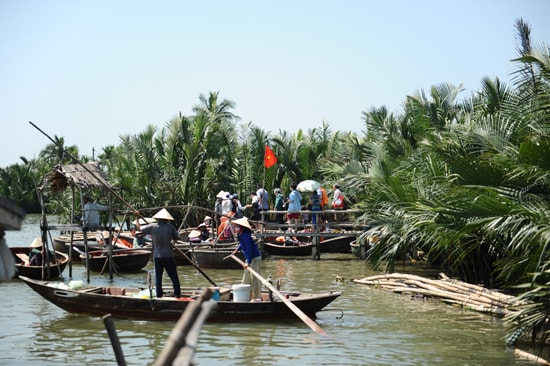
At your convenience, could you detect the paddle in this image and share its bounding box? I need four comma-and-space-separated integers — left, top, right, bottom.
228, 254, 330, 337
170, 242, 218, 287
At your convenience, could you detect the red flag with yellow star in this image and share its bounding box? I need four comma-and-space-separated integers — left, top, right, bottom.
264, 145, 277, 168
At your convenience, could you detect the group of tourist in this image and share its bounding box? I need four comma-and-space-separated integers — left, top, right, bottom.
272, 182, 344, 231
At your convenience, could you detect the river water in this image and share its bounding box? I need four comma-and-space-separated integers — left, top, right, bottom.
1, 215, 530, 365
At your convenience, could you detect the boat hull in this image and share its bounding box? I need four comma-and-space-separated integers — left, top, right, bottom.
81, 249, 151, 272
11, 247, 69, 280
191, 247, 243, 269
319, 236, 354, 253
263, 235, 355, 256
19, 275, 342, 322
262, 241, 313, 256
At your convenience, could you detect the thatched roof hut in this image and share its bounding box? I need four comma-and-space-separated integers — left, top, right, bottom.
39, 161, 112, 194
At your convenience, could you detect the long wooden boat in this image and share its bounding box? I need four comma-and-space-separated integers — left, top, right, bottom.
19, 275, 342, 322
10, 247, 69, 280
190, 247, 244, 269
80, 249, 151, 272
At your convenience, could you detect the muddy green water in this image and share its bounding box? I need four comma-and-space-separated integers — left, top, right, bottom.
1, 215, 531, 365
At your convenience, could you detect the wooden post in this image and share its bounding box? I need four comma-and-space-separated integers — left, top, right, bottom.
108, 194, 114, 280
311, 211, 321, 260
154, 289, 213, 366
102, 314, 127, 366
69, 231, 74, 277
84, 227, 90, 283
68, 186, 74, 277
359, 237, 366, 260
311, 236, 320, 260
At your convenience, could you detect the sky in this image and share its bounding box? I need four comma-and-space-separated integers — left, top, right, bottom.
1, 1, 549, 168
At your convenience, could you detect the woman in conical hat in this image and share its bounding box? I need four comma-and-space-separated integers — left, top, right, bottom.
29, 237, 49, 266
30, 237, 43, 248
232, 217, 253, 231
231, 217, 262, 301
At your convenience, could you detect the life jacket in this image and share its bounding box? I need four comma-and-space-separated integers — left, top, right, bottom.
320, 188, 329, 207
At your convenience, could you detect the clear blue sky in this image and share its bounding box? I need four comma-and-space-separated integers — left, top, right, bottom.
1, 1, 548, 168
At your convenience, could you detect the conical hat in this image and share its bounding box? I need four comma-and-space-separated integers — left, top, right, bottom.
232, 217, 252, 230
131, 217, 156, 225
189, 229, 202, 238
152, 208, 175, 221
30, 237, 43, 248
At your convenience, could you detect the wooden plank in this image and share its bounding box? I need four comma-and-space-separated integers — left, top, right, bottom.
16, 253, 30, 264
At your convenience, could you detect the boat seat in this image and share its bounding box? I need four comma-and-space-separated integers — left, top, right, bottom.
106, 288, 126, 296
16, 253, 30, 264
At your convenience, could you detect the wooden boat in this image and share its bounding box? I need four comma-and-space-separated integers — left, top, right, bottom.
263, 235, 355, 257
19, 275, 342, 322
319, 236, 354, 253
262, 240, 313, 256
54, 233, 131, 260
350, 240, 360, 257
10, 247, 69, 280
190, 247, 244, 269
80, 249, 151, 272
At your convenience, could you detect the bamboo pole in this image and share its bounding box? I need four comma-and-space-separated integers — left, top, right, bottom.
354, 273, 517, 317
229, 254, 331, 337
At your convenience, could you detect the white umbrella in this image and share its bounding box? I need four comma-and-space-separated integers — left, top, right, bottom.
296, 180, 321, 192
216, 190, 229, 199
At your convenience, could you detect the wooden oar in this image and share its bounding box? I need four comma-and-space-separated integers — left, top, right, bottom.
170, 242, 218, 287
229, 254, 330, 337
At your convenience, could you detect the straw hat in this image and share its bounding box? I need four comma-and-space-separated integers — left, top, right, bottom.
232, 217, 252, 230
189, 229, 202, 238
83, 194, 94, 202
152, 208, 175, 221
131, 217, 156, 225
30, 237, 43, 248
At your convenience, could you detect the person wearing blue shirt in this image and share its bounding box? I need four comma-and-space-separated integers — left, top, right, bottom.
82, 194, 108, 227
308, 190, 321, 225
231, 217, 262, 301
287, 183, 302, 232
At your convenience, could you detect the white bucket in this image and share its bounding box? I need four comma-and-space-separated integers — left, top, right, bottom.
232, 284, 251, 302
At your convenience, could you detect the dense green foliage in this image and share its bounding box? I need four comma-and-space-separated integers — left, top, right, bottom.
1, 19, 549, 347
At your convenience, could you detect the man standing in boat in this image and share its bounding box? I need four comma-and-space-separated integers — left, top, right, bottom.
136, 208, 181, 298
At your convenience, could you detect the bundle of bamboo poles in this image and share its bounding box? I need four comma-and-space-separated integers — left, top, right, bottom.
354, 272, 519, 317
355, 273, 550, 364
